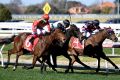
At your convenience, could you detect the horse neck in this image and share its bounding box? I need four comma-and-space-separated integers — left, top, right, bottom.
44, 33, 55, 45
93, 30, 108, 44
63, 31, 72, 48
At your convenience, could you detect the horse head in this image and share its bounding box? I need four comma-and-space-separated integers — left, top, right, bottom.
52, 28, 66, 46
105, 28, 118, 42
66, 24, 80, 38
69, 24, 83, 42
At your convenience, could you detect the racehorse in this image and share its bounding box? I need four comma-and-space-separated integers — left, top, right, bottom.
48, 24, 90, 73
68, 28, 119, 72
4, 28, 66, 72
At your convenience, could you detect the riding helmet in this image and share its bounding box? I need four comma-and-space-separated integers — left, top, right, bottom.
63, 19, 70, 28
42, 14, 49, 20
85, 21, 93, 27
93, 19, 100, 26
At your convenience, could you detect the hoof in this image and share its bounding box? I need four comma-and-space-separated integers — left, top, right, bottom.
65, 70, 69, 73
52, 68, 57, 72
4, 65, 8, 69
13, 69, 16, 71
96, 69, 99, 73
13, 66, 16, 71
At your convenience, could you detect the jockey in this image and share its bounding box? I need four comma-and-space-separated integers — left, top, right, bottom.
82, 20, 101, 39
30, 14, 50, 44
51, 19, 70, 32
82, 21, 95, 38
92, 19, 101, 33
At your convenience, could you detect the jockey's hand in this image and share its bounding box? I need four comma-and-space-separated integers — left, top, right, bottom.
45, 32, 50, 35
41, 20, 47, 24
37, 26, 43, 29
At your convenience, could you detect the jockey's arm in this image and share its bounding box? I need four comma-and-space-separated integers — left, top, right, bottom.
92, 29, 99, 34
43, 24, 51, 33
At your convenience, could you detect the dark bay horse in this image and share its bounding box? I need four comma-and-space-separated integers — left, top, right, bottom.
69, 28, 119, 72
48, 24, 90, 73
4, 28, 66, 72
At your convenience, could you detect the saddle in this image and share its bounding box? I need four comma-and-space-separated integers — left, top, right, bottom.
24, 35, 39, 51
69, 37, 84, 49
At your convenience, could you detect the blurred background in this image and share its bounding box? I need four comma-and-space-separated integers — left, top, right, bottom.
0, 0, 120, 22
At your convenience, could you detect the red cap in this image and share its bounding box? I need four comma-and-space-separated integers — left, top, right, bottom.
42, 14, 49, 20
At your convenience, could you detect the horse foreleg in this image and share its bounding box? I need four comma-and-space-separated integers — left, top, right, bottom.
96, 57, 100, 72
13, 51, 23, 71
13, 54, 20, 71
64, 54, 73, 73
41, 60, 45, 73
52, 55, 57, 68
37, 57, 42, 63
26, 55, 37, 69
41, 55, 57, 73
74, 55, 91, 69
101, 52, 119, 70
47, 55, 57, 72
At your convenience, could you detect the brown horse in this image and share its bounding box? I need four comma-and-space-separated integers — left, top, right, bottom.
68, 28, 119, 72
4, 28, 66, 72
47, 24, 90, 73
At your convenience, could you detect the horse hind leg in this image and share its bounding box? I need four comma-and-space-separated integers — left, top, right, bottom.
74, 55, 91, 69
73, 49, 91, 69
4, 50, 11, 69
4, 49, 17, 69
13, 51, 23, 71
41, 55, 57, 73
25, 55, 37, 69
36, 57, 47, 71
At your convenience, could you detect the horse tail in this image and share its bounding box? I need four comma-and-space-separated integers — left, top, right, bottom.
9, 35, 16, 42
1, 35, 17, 44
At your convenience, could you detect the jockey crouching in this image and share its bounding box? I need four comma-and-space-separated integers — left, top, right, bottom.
92, 19, 101, 34
82, 19, 101, 39
30, 14, 50, 44
51, 19, 70, 33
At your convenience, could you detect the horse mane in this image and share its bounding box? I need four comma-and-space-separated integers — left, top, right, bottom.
93, 29, 104, 35
94, 28, 113, 36
66, 24, 79, 38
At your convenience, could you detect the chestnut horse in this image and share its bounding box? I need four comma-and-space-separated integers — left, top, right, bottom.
4, 28, 66, 72
68, 28, 119, 72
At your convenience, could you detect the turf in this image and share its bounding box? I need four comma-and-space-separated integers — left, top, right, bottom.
0, 67, 120, 80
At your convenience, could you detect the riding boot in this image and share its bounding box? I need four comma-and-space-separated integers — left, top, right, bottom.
29, 37, 35, 45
